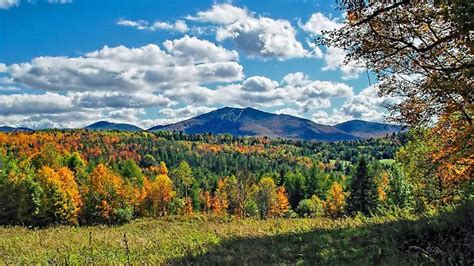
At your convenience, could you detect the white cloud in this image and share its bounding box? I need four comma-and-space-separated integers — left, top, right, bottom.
300, 12, 343, 36
321, 47, 365, 80
0, 0, 71, 10
282, 72, 310, 87
47, 0, 72, 3
118, 19, 188, 33
162, 73, 352, 116
159, 106, 216, 119
163, 35, 238, 64
0, 36, 245, 128
117, 19, 149, 30
190, 3, 308, 60
186, 3, 250, 25
5, 36, 243, 94
0, 93, 73, 116
0, 0, 19, 9
72, 91, 174, 109
242, 76, 278, 92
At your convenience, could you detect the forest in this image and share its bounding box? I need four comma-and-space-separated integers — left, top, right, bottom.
0, 0, 472, 264
0, 130, 406, 225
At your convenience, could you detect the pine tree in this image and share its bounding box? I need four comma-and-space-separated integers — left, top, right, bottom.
347, 157, 379, 215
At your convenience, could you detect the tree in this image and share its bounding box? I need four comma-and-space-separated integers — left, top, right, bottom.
36, 166, 82, 225
297, 195, 323, 218
274, 186, 290, 217
140, 154, 157, 168
284, 170, 306, 209
322, 1, 472, 128
172, 161, 194, 198
83, 164, 132, 224
148, 173, 175, 216
0, 158, 43, 226
256, 177, 277, 219
386, 164, 414, 211
324, 181, 346, 219
120, 159, 144, 187
321, 1, 473, 208
347, 157, 379, 215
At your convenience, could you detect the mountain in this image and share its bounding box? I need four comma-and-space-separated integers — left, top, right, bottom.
149, 107, 358, 141
85, 121, 143, 131
334, 119, 402, 139
0, 126, 33, 132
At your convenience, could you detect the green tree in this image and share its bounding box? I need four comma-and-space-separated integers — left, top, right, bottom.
347, 157, 379, 215
172, 161, 194, 198
120, 159, 144, 187
255, 177, 277, 219
284, 170, 306, 209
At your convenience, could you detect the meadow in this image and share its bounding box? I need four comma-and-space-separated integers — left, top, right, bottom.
1, 202, 472, 265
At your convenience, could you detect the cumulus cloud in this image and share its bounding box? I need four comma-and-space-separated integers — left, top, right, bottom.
5, 36, 243, 94
0, 0, 19, 9
0, 93, 73, 116
163, 35, 238, 64
159, 106, 216, 119
310, 85, 397, 125
0, 36, 245, 128
47, 0, 72, 3
300, 12, 364, 80
117, 19, 188, 33
339, 85, 392, 121
186, 3, 250, 25
0, 0, 71, 9
242, 76, 278, 92
300, 12, 342, 36
162, 73, 352, 117
189, 3, 309, 60
321, 47, 365, 80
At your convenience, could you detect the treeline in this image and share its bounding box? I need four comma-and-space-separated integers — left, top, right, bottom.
0, 130, 469, 226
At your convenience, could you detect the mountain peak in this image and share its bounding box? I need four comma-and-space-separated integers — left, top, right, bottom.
85, 121, 142, 131
149, 107, 364, 141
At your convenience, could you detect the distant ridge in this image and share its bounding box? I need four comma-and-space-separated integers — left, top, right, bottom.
84, 121, 143, 131
0, 126, 33, 132
149, 107, 399, 141
334, 119, 402, 138
1, 108, 402, 141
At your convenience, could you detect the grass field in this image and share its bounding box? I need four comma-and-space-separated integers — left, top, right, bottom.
0, 204, 472, 264
378, 159, 396, 166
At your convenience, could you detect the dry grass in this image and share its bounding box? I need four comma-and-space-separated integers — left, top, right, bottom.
1, 206, 471, 264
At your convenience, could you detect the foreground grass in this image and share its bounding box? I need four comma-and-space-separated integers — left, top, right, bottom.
1, 204, 472, 264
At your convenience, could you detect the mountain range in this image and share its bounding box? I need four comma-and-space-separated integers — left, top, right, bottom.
1, 107, 402, 141
149, 107, 401, 141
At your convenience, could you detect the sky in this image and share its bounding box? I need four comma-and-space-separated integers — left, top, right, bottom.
0, 0, 393, 129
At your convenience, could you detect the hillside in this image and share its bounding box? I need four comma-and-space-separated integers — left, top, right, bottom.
334, 120, 402, 138
0, 126, 32, 132
149, 107, 401, 141
85, 121, 143, 131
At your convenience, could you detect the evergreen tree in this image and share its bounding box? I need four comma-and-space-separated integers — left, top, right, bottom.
347, 157, 379, 215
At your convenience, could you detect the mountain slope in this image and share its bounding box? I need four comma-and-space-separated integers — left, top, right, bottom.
0, 126, 33, 132
85, 121, 143, 131
149, 107, 357, 141
334, 120, 402, 138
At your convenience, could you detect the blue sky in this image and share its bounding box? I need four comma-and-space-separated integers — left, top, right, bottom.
0, 0, 388, 129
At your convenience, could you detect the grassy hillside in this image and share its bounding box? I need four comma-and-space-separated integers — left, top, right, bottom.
1, 203, 472, 264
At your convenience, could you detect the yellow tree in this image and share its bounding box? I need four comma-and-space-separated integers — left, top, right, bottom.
324, 181, 346, 219
211, 178, 229, 216
37, 166, 82, 225
85, 163, 126, 223
256, 177, 277, 219
274, 186, 290, 217
148, 174, 175, 216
